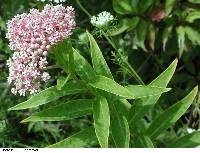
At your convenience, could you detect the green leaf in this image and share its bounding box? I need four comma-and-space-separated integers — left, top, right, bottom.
8, 82, 86, 111
56, 75, 72, 90
165, 0, 176, 16
73, 48, 96, 82
113, 99, 131, 118
87, 31, 113, 79
188, 0, 200, 4
129, 59, 178, 125
162, 25, 173, 50
168, 131, 200, 148
138, 0, 153, 13
184, 26, 200, 46
108, 17, 139, 36
89, 75, 134, 99
56, 76, 66, 90
53, 39, 74, 73
21, 99, 93, 122
176, 26, 185, 57
126, 85, 171, 98
131, 0, 139, 11
133, 135, 154, 148
145, 86, 198, 139
185, 10, 200, 23
89, 75, 170, 99
48, 127, 98, 148
112, 0, 134, 15
93, 97, 110, 148
136, 20, 148, 51
148, 24, 156, 50
111, 116, 130, 147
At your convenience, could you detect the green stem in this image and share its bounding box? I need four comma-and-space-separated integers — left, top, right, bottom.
102, 31, 117, 50
76, 0, 144, 85
76, 0, 91, 18
103, 32, 145, 85
45, 65, 60, 70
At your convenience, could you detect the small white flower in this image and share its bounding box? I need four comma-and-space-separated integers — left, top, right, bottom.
36, 0, 66, 3
187, 128, 200, 134
91, 11, 114, 29
187, 128, 195, 134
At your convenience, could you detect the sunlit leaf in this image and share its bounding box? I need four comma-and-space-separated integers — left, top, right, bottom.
168, 131, 200, 148
73, 48, 96, 82
145, 86, 198, 139
87, 31, 113, 79
89, 75, 170, 99
9, 82, 87, 110
185, 10, 200, 23
21, 99, 94, 122
48, 127, 98, 148
129, 59, 178, 126
93, 97, 110, 148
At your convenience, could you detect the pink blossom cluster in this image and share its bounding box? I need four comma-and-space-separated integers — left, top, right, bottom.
6, 4, 76, 96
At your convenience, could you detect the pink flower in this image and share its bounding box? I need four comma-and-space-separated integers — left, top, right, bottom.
6, 4, 76, 96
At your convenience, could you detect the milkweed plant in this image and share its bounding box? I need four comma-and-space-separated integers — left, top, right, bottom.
6, 1, 199, 148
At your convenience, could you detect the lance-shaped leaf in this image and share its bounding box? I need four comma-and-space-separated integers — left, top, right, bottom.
126, 85, 171, 98
73, 48, 96, 82
112, 0, 134, 15
162, 26, 173, 50
132, 135, 154, 148
185, 10, 200, 23
87, 31, 113, 79
89, 75, 134, 99
8, 82, 87, 111
111, 116, 130, 148
165, 0, 176, 16
176, 26, 185, 58
129, 59, 178, 125
136, 20, 148, 51
53, 39, 74, 73
168, 131, 200, 148
48, 127, 98, 148
184, 26, 200, 46
138, 0, 153, 13
89, 75, 170, 99
113, 99, 131, 118
21, 99, 94, 122
145, 86, 198, 139
93, 97, 110, 148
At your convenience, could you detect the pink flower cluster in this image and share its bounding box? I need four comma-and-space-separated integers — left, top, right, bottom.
6, 4, 76, 96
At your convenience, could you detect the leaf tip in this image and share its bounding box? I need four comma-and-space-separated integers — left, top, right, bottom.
20, 119, 27, 123
8, 107, 16, 111
165, 87, 172, 92
193, 85, 198, 93
20, 116, 33, 123
174, 58, 178, 64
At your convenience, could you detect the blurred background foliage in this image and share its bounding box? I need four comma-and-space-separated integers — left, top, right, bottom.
0, 0, 200, 147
